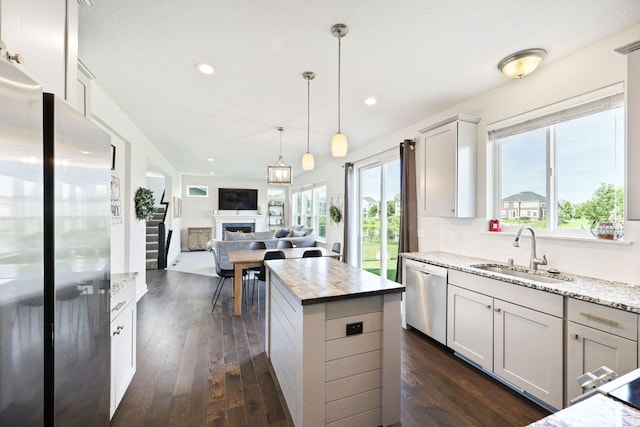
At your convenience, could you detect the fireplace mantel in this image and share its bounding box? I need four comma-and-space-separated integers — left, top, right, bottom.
212, 213, 267, 239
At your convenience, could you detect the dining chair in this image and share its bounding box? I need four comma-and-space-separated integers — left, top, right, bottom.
277, 240, 294, 249
302, 249, 323, 258
254, 250, 286, 318
211, 247, 234, 312
244, 241, 266, 308
331, 242, 341, 260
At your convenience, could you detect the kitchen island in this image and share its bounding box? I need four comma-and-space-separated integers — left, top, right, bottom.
264, 257, 404, 427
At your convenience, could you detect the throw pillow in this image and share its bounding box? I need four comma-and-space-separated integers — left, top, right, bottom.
292, 230, 306, 237
275, 228, 289, 238
295, 236, 316, 247
301, 227, 314, 236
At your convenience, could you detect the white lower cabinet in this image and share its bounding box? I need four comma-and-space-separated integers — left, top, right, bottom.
565, 299, 638, 403
493, 299, 563, 409
447, 285, 493, 368
447, 270, 563, 409
110, 276, 137, 418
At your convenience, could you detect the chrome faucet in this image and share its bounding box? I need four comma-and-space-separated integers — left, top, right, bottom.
513, 226, 547, 270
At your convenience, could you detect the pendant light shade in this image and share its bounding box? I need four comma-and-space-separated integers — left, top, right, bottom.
267, 127, 292, 185
498, 48, 546, 79
331, 23, 348, 157
302, 71, 315, 171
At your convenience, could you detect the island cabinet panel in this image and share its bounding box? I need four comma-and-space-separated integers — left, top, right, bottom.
266, 261, 402, 427
326, 350, 382, 382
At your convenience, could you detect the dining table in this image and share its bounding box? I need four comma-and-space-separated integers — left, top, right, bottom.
227, 246, 340, 316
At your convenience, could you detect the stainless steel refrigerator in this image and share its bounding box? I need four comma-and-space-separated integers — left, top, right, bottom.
0, 59, 111, 426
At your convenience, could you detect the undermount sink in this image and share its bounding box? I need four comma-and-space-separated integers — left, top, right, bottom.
471, 264, 572, 284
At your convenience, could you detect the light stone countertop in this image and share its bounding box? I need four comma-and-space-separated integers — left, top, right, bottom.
527, 393, 640, 426
400, 251, 640, 313
110, 272, 138, 296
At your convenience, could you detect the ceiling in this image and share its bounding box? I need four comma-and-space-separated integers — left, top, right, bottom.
78, 1, 640, 180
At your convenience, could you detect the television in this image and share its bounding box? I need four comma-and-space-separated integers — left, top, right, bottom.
218, 188, 258, 210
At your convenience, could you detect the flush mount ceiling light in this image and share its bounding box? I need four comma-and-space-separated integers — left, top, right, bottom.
195, 62, 214, 75
364, 96, 377, 106
498, 48, 546, 79
302, 71, 315, 171
331, 23, 349, 157
267, 127, 292, 185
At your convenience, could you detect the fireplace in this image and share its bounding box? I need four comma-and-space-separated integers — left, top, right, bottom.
222, 222, 255, 239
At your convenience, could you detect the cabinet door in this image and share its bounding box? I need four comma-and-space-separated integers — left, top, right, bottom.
494, 299, 563, 409
423, 122, 457, 217
447, 285, 493, 369
566, 321, 637, 404
0, 0, 67, 96
627, 49, 640, 219
111, 302, 136, 418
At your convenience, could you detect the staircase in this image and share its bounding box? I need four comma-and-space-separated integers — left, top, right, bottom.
146, 206, 165, 270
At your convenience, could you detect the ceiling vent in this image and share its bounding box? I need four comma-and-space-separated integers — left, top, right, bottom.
77, 0, 96, 5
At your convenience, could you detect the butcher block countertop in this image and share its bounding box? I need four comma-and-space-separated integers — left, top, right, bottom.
264, 257, 404, 305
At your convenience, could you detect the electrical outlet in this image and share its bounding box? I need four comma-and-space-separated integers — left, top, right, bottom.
441, 231, 449, 241
417, 228, 424, 238
457, 233, 463, 244
346, 321, 363, 336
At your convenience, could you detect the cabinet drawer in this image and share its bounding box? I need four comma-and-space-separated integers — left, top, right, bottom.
567, 298, 638, 341
449, 270, 563, 317
111, 278, 135, 322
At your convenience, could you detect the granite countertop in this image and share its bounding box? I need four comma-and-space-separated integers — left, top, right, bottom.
527, 393, 640, 426
110, 272, 138, 296
401, 251, 640, 313
265, 257, 405, 305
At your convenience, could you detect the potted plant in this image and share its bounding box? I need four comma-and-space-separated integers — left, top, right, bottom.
134, 187, 155, 221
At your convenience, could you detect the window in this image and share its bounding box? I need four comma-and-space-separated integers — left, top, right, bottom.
491, 92, 624, 235
292, 183, 327, 241
186, 185, 208, 197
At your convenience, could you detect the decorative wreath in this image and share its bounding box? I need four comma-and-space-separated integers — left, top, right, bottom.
134, 187, 155, 221
329, 205, 342, 223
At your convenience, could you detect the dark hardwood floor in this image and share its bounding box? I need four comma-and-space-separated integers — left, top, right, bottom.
111, 269, 550, 427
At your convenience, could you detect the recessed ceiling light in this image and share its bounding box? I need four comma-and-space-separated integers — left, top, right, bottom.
207, 158, 214, 162
209, 171, 215, 175
195, 63, 214, 75
364, 97, 377, 106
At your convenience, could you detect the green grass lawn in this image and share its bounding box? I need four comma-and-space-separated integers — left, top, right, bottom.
361, 241, 399, 281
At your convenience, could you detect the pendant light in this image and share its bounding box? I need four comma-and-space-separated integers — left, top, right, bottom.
267, 127, 292, 185
331, 23, 348, 157
302, 71, 315, 170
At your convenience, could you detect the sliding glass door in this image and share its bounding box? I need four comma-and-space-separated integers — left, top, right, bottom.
359, 157, 400, 280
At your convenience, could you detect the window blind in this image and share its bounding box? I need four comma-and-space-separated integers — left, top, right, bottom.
489, 93, 623, 140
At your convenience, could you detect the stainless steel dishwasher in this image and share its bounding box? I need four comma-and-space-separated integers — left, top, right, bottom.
403, 259, 447, 345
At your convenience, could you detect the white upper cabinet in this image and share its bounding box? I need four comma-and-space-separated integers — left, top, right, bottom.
0, 0, 76, 100
617, 41, 640, 219
417, 114, 479, 218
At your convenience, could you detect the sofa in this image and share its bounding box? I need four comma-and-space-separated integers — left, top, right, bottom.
210, 225, 316, 271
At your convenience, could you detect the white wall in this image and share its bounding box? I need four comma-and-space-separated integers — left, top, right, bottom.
294, 23, 640, 285
88, 81, 182, 299
146, 175, 166, 206
180, 175, 275, 250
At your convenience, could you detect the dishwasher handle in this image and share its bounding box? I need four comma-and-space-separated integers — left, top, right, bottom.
404, 259, 448, 277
